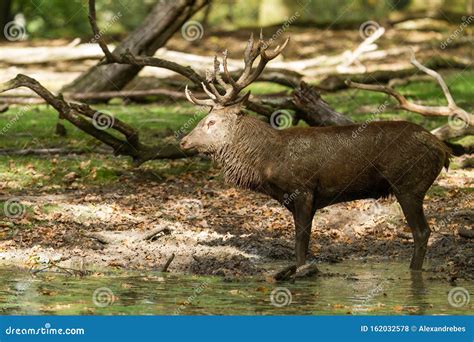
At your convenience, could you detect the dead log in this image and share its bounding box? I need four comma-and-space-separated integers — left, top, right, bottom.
321, 55, 472, 91
293, 82, 354, 126
0, 148, 97, 156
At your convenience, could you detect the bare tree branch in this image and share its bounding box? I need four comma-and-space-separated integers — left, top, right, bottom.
0, 74, 194, 164
346, 55, 474, 128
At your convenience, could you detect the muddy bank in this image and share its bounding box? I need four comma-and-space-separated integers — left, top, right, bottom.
0, 159, 472, 280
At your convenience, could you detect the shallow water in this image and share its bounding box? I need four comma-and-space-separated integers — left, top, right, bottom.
0, 261, 472, 315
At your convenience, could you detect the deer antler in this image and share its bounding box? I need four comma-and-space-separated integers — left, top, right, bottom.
185, 31, 289, 107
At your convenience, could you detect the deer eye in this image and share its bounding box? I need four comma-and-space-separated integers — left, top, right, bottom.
207, 120, 216, 128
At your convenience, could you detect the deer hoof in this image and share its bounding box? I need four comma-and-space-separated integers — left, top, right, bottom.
273, 264, 297, 281
292, 263, 320, 279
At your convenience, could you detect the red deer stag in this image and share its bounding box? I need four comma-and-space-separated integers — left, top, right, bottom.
180, 33, 451, 278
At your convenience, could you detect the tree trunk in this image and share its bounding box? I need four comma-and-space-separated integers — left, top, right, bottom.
62, 0, 208, 93
0, 0, 13, 39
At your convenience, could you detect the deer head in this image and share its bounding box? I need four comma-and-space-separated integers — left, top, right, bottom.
180, 32, 289, 154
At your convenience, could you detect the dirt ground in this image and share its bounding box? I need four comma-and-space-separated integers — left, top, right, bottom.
0, 155, 472, 281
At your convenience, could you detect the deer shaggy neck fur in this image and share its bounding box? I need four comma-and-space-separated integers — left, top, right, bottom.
213, 115, 278, 190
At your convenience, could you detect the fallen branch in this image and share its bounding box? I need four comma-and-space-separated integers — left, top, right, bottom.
0, 74, 195, 165
65, 89, 189, 102
346, 53, 473, 144
0, 148, 107, 156
82, 232, 112, 245
323, 55, 472, 91
144, 226, 172, 241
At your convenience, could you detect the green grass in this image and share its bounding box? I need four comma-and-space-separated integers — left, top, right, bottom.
0, 69, 472, 192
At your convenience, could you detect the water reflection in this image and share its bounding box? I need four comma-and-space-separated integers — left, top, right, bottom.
0, 262, 471, 315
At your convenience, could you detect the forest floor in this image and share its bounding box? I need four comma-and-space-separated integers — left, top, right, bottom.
0, 154, 472, 280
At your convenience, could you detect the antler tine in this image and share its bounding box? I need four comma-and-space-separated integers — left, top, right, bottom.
184, 85, 215, 107
184, 32, 288, 108
263, 36, 290, 60
201, 82, 217, 102
222, 50, 237, 88
213, 56, 227, 89
235, 34, 288, 89
243, 33, 255, 65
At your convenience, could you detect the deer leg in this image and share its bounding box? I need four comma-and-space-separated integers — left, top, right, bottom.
273, 193, 315, 281
293, 194, 315, 267
396, 195, 431, 271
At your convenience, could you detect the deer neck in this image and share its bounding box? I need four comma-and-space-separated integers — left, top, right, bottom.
213, 116, 278, 190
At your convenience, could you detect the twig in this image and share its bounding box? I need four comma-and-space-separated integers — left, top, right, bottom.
144, 226, 172, 241
82, 232, 111, 245
161, 253, 175, 272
